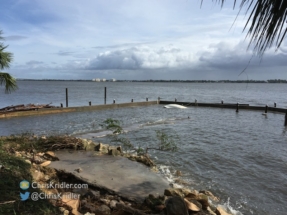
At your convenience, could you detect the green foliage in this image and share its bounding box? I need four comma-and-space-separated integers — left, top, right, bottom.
0, 30, 17, 93
102, 118, 180, 155
204, 0, 287, 55
101, 118, 123, 134
0, 72, 18, 93
0, 142, 61, 214
155, 130, 178, 152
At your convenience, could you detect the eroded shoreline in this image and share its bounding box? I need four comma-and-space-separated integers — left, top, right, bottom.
0, 134, 232, 215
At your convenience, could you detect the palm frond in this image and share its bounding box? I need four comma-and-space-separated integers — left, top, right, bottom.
0, 72, 18, 93
0, 30, 17, 93
0, 45, 13, 70
0, 30, 13, 70
202, 0, 287, 55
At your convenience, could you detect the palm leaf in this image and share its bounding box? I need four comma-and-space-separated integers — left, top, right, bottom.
202, 0, 287, 55
0, 72, 18, 93
0, 30, 17, 93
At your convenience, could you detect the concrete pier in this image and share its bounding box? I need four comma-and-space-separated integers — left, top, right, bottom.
159, 100, 286, 114
0, 101, 158, 118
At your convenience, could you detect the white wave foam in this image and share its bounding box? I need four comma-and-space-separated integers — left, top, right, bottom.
218, 197, 244, 215
157, 165, 183, 189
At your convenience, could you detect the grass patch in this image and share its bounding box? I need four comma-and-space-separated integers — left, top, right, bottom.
0, 133, 84, 215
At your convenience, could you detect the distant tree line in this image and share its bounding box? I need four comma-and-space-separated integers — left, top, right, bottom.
118, 79, 287, 83
267, 79, 287, 83
15, 79, 287, 83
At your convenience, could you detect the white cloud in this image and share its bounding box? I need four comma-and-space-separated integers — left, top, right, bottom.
60, 45, 195, 70
2, 0, 286, 80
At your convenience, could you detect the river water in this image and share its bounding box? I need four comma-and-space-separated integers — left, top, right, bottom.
1, 81, 287, 215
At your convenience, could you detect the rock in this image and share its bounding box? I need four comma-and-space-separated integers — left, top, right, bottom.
74, 167, 83, 173
165, 196, 189, 215
196, 193, 209, 210
94, 205, 111, 215
124, 154, 156, 167
59, 207, 65, 212
207, 206, 217, 215
175, 170, 182, 176
63, 210, 69, 215
109, 145, 122, 153
82, 139, 97, 151
119, 200, 125, 205
24, 159, 31, 164
145, 194, 165, 209
37, 152, 44, 156
44, 151, 59, 161
215, 206, 232, 215
155, 204, 165, 212
184, 199, 201, 212
72, 188, 89, 196
33, 155, 44, 164
136, 155, 155, 167
32, 170, 45, 181
108, 148, 121, 156
164, 188, 187, 197
170, 183, 182, 189
174, 178, 190, 185
82, 202, 96, 213
61, 192, 80, 215
100, 198, 110, 205
40, 161, 51, 167
15, 151, 21, 157
95, 143, 109, 154
185, 189, 199, 199
82, 190, 100, 200
200, 190, 220, 202
192, 212, 214, 215
45, 151, 55, 157
24, 152, 32, 159
109, 200, 118, 209
43, 175, 50, 181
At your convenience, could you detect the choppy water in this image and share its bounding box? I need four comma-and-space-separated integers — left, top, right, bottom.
1, 81, 287, 215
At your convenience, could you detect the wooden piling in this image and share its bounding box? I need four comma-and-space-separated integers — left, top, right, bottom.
60, 103, 63, 108
66, 88, 68, 107
274, 102, 276, 108
113, 99, 115, 104
89, 101, 91, 106
131, 99, 133, 103
146, 98, 148, 101
285, 110, 287, 126
104, 87, 107, 104
265, 105, 268, 114
221, 100, 224, 104
175, 98, 177, 102
236, 103, 239, 112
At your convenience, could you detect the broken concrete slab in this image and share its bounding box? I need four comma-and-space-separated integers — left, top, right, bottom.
49, 150, 169, 202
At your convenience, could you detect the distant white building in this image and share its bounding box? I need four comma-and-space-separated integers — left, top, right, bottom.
110, 78, 116, 82
92, 78, 107, 82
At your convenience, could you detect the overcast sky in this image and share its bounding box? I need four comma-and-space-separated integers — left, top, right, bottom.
1, 0, 286, 80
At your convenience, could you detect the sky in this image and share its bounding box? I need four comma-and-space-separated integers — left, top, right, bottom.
1, 0, 286, 80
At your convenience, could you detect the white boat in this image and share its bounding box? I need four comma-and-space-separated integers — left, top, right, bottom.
164, 104, 187, 109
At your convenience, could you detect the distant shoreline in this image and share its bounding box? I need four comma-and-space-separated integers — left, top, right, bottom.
15, 79, 287, 83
